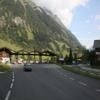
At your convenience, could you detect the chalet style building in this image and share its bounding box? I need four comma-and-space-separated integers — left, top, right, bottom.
93, 40, 100, 66
0, 47, 12, 64
0, 47, 58, 64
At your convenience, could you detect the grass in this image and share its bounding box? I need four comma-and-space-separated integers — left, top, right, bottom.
59, 64, 100, 80
0, 64, 11, 72
0, 39, 22, 51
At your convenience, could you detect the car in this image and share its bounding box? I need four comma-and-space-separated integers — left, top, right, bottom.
23, 63, 32, 72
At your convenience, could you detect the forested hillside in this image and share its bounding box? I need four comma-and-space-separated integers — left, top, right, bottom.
0, 0, 81, 55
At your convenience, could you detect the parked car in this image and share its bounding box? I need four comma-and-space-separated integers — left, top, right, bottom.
23, 63, 32, 72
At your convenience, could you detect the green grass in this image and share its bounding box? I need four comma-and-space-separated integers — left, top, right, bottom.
0, 39, 22, 51
0, 64, 11, 72
60, 64, 100, 80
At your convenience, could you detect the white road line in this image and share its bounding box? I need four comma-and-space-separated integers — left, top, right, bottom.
12, 79, 14, 82
12, 75, 15, 79
5, 90, 11, 100
96, 89, 100, 92
10, 83, 13, 89
12, 73, 15, 79
5, 72, 15, 100
0, 72, 5, 74
13, 75, 14, 78
69, 77, 75, 81
78, 81, 87, 87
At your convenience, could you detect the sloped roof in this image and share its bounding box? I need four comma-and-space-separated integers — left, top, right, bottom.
93, 40, 100, 48
0, 47, 16, 54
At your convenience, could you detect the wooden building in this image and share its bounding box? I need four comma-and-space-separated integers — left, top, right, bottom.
0, 47, 12, 63
0, 47, 58, 64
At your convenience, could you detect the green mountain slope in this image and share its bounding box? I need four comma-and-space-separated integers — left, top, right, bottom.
0, 0, 81, 55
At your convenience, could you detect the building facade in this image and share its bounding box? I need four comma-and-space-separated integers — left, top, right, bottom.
0, 48, 12, 64
93, 40, 100, 66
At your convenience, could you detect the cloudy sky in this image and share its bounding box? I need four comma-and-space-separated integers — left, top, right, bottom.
33, 0, 100, 48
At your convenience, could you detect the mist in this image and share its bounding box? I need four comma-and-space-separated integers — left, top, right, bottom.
32, 0, 89, 28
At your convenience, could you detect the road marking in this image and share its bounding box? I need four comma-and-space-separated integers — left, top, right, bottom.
0, 72, 5, 74
10, 83, 13, 89
96, 89, 100, 92
12, 79, 14, 82
12, 73, 15, 79
12, 75, 14, 79
78, 81, 87, 87
5, 90, 11, 100
12, 74, 14, 77
12, 72, 14, 76
5, 72, 15, 100
69, 77, 75, 80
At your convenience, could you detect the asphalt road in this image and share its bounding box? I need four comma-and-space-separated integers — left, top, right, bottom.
0, 72, 12, 100
7, 64, 100, 100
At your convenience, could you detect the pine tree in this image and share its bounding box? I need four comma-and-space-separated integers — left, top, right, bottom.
68, 48, 73, 64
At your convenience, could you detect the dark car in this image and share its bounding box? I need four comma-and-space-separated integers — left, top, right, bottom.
24, 63, 32, 72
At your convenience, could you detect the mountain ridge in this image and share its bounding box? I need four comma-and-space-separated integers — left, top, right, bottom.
0, 0, 82, 56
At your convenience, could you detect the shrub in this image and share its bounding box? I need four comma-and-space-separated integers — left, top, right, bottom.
0, 64, 11, 72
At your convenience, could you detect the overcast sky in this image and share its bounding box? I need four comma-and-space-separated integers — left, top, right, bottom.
32, 0, 100, 48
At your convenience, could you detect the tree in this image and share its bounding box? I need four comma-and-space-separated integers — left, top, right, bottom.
68, 48, 73, 64
73, 53, 77, 64
64, 54, 68, 64
82, 49, 90, 64
89, 50, 96, 66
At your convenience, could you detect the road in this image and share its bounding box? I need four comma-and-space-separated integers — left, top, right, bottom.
0, 72, 12, 100
5, 64, 100, 100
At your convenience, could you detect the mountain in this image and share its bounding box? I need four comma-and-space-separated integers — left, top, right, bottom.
0, 0, 82, 56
